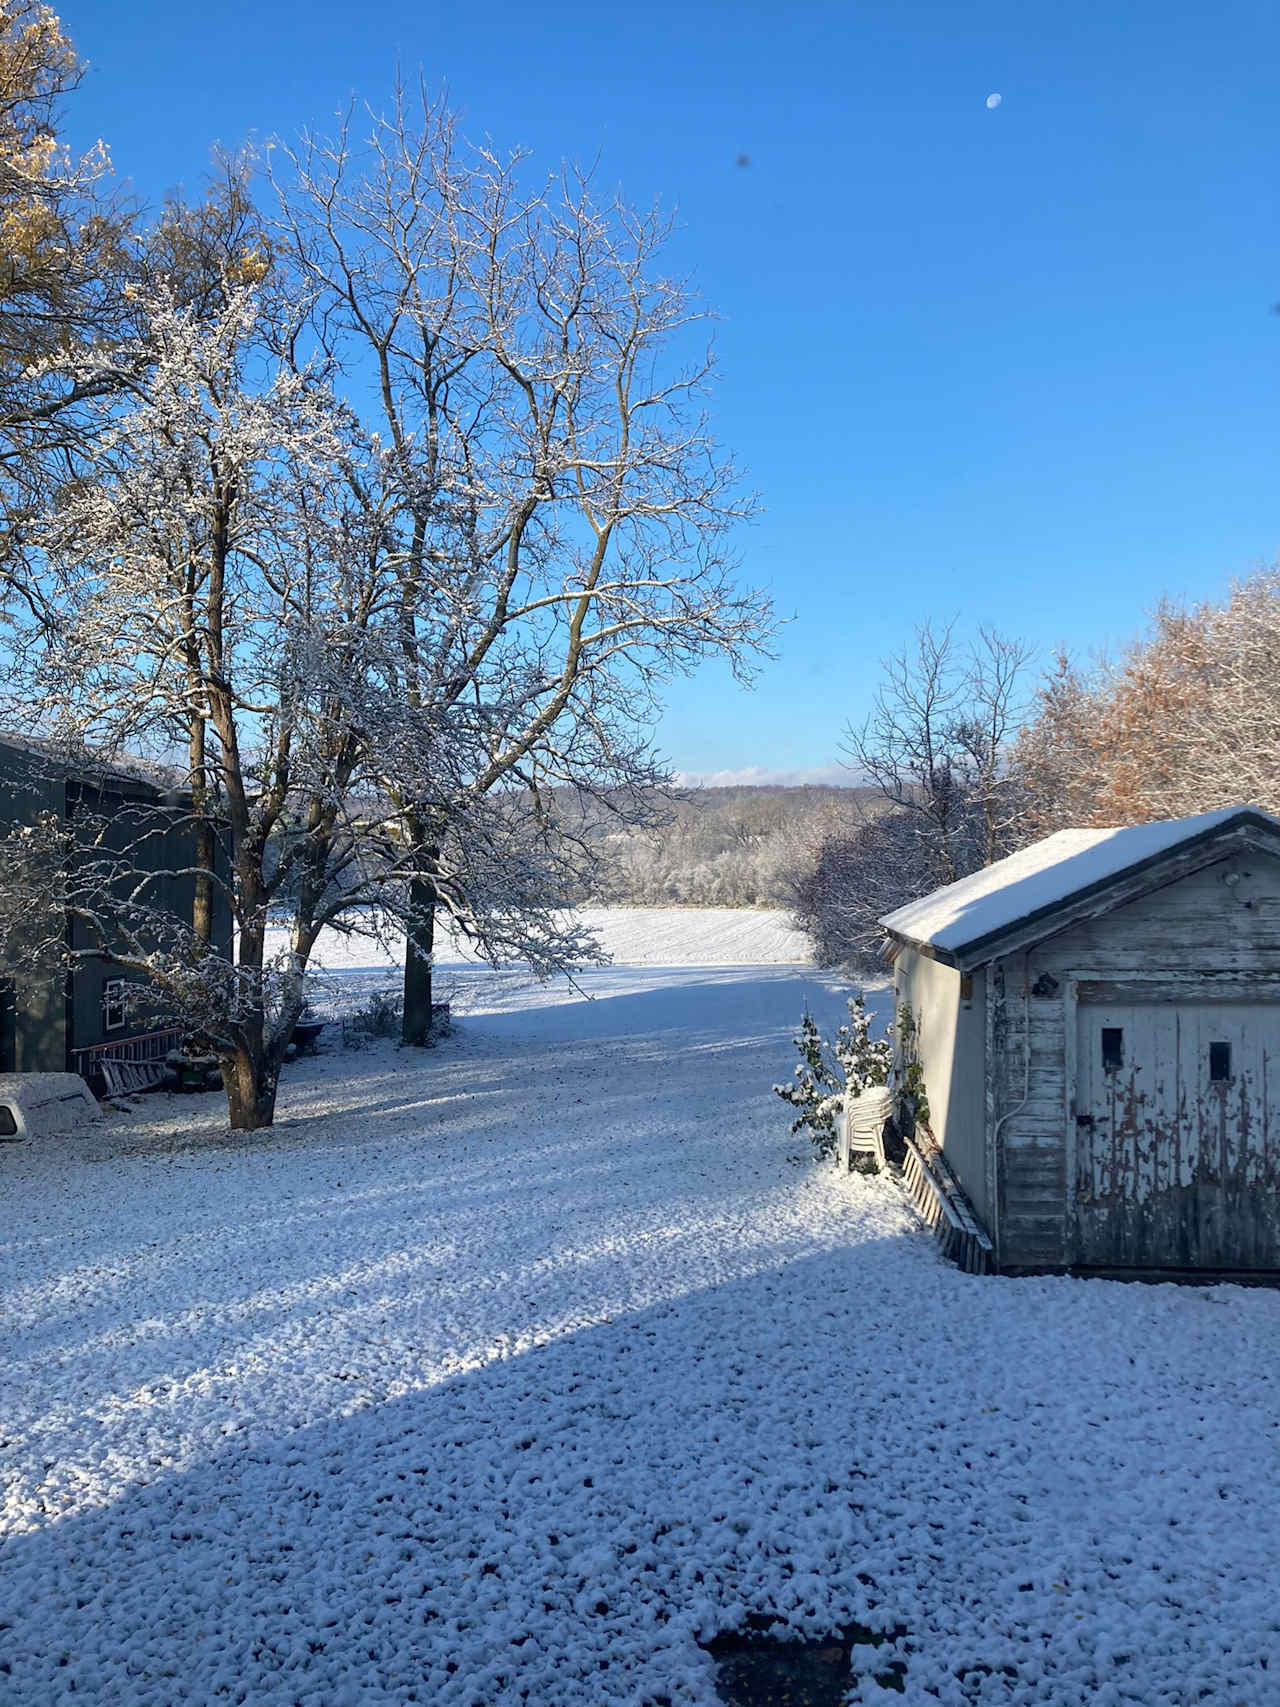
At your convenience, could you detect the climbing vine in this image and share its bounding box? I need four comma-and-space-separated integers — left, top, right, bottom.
894, 1002, 931, 1137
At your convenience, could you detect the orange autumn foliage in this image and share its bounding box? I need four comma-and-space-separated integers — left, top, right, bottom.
1016, 573, 1280, 835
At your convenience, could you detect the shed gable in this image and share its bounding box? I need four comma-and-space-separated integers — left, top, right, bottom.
881, 807, 1280, 970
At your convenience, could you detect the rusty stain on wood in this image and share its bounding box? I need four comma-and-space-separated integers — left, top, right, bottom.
1072, 997, 1280, 1267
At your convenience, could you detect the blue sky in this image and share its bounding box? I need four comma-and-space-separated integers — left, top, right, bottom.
63, 0, 1279, 783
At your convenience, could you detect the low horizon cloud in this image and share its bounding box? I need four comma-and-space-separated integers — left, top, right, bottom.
671, 763, 855, 789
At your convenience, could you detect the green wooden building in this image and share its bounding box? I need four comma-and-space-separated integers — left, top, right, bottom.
0, 737, 233, 1084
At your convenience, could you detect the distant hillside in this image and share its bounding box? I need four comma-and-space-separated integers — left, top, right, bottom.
564, 783, 884, 908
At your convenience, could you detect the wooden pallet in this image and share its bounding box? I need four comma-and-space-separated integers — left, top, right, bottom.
899, 1129, 995, 1275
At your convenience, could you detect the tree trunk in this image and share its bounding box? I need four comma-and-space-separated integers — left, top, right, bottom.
223, 1033, 281, 1130
402, 871, 438, 1047
222, 889, 288, 1130
193, 817, 215, 943
189, 714, 214, 944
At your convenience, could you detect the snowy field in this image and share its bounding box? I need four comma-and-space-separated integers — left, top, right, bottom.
274, 906, 814, 1022
3, 913, 1280, 1705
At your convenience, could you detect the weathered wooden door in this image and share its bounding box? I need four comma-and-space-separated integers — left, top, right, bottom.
1074, 999, 1280, 1268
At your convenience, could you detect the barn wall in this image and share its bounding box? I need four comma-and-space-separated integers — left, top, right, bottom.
894, 948, 989, 1226
994, 849, 1280, 1268
0, 741, 235, 1072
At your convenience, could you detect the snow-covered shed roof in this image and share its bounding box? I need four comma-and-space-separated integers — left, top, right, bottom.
880, 805, 1280, 967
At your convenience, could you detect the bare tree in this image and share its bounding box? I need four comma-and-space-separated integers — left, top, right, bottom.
1, 79, 773, 1110
785, 622, 1033, 966
270, 86, 772, 1041
842, 620, 1032, 885
4, 282, 365, 1124
2, 279, 597, 1128
789, 806, 940, 967
953, 626, 1035, 863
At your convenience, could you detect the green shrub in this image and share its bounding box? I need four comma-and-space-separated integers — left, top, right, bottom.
774, 993, 892, 1159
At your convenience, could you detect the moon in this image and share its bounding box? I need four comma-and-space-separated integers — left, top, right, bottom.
986, 92, 1003, 109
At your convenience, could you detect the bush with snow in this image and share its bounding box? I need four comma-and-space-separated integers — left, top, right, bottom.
774, 993, 892, 1158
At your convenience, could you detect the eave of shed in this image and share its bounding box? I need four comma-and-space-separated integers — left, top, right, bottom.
879, 806, 1280, 969
0, 731, 178, 798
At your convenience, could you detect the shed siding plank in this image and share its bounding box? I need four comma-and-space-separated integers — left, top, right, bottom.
993, 958, 1077, 1268
1005, 1116, 1076, 1139
1005, 1175, 1065, 1198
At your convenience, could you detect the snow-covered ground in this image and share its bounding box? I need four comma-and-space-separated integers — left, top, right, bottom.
281, 905, 813, 971
271, 906, 814, 1026
3, 915, 1279, 1705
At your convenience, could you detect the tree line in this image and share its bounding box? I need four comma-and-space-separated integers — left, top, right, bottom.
555, 783, 883, 909
0, 4, 772, 1127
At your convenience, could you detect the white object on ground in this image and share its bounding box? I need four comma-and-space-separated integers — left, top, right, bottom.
0, 1071, 100, 1140
836, 1084, 894, 1170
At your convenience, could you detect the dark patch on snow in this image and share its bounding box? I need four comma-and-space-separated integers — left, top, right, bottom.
702, 1614, 907, 1704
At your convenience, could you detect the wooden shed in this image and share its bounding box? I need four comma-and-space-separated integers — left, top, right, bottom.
880, 806, 1280, 1277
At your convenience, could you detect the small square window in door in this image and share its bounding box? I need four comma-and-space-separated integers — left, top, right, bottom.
1101, 1027, 1124, 1071
1209, 1041, 1231, 1082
